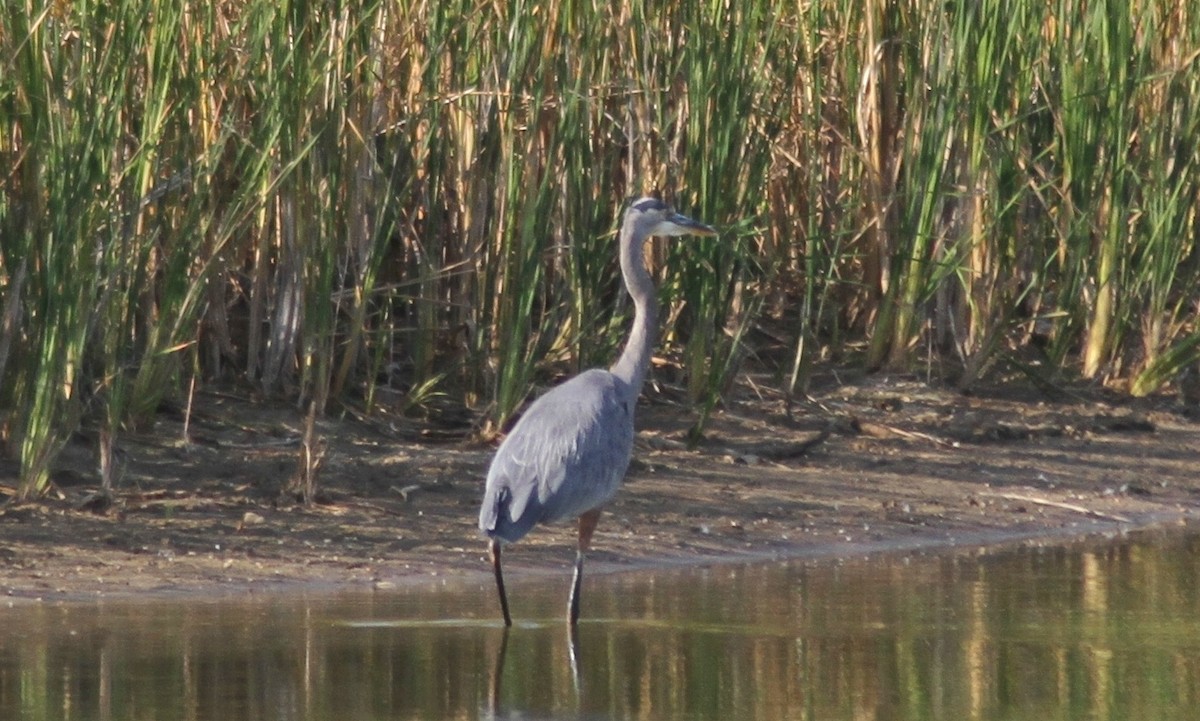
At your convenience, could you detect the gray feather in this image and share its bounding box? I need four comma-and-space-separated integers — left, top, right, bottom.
479, 369, 635, 543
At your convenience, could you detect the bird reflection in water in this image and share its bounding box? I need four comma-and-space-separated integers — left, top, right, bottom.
485, 624, 584, 717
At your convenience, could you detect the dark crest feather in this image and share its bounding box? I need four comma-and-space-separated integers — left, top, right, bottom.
631, 197, 669, 213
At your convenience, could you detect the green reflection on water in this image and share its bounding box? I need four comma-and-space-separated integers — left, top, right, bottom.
2, 527, 1199, 720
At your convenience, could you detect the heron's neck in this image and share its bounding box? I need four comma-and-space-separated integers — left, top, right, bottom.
609, 223, 657, 399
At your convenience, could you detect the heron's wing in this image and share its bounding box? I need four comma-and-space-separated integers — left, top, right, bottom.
479, 369, 635, 543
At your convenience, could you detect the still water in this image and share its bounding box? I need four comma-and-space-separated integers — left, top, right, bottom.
3, 528, 1199, 720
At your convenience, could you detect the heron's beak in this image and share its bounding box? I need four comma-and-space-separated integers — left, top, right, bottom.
666, 212, 718, 237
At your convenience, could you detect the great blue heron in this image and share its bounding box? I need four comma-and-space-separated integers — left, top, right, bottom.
478, 196, 718, 626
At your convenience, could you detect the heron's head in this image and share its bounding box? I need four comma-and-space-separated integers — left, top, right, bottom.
625, 197, 718, 239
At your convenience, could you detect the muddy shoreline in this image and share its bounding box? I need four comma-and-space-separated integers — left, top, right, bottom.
2, 376, 1197, 604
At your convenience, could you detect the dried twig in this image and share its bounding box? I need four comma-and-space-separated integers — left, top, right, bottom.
986, 491, 1132, 523
856, 420, 956, 448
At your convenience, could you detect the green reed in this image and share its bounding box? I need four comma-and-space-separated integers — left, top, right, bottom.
3, 0, 1199, 497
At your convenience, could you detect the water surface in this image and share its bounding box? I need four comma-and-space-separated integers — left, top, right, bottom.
3, 527, 1199, 720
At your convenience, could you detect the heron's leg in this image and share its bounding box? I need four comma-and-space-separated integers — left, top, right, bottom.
490, 539, 512, 627
568, 509, 602, 625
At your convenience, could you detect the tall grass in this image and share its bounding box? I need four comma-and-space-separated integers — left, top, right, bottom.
2, 0, 1199, 497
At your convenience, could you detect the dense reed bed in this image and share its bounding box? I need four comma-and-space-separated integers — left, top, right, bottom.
2, 0, 1198, 497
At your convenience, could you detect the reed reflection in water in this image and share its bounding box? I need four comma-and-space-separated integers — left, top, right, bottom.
2, 528, 1199, 720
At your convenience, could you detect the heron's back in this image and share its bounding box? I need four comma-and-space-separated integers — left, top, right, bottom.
479, 369, 636, 543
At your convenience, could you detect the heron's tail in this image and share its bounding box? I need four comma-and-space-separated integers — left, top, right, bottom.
478, 486, 505, 539
479, 485, 538, 544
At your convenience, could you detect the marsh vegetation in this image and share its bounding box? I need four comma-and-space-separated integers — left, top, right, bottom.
2, 0, 1198, 498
